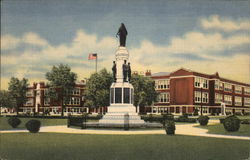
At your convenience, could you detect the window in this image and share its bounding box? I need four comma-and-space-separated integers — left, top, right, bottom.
158, 93, 170, 103
244, 97, 250, 106
73, 88, 80, 95
44, 97, 50, 105
215, 93, 223, 103
219, 82, 224, 90
194, 77, 201, 88
235, 86, 242, 94
235, 96, 242, 106
195, 91, 208, 103
23, 108, 32, 113
52, 107, 59, 113
156, 79, 169, 90
66, 97, 80, 105
194, 77, 208, 89
195, 91, 201, 103
224, 83, 232, 92
215, 80, 219, 90
202, 92, 209, 103
26, 90, 33, 97
245, 87, 250, 95
224, 95, 232, 105
25, 99, 33, 106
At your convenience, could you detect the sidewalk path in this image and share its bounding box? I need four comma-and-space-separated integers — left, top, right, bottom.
1, 120, 249, 140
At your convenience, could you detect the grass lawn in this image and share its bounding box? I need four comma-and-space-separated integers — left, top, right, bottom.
196, 123, 250, 137
0, 133, 249, 160
0, 117, 67, 130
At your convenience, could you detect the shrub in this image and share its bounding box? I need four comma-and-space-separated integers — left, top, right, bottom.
241, 119, 250, 125
223, 115, 240, 132
198, 115, 209, 126
165, 120, 175, 135
25, 120, 41, 133
193, 109, 199, 116
219, 118, 225, 124
8, 117, 21, 128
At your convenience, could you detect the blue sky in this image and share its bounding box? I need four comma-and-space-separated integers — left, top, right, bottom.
1, 0, 250, 89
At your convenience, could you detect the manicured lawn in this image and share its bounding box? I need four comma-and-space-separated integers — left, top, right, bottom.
0, 117, 67, 130
0, 133, 249, 160
196, 123, 250, 137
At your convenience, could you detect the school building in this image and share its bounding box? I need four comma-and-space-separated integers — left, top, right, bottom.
148, 68, 250, 115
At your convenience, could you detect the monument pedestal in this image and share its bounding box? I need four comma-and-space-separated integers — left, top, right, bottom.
98, 46, 144, 126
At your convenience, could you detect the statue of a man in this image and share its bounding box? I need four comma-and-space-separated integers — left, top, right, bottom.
123, 60, 128, 82
116, 23, 128, 47
128, 62, 131, 82
112, 61, 117, 82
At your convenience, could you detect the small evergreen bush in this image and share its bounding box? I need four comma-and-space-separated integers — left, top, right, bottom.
223, 115, 240, 132
165, 120, 175, 135
193, 109, 199, 116
198, 115, 209, 126
8, 117, 21, 128
25, 120, 41, 133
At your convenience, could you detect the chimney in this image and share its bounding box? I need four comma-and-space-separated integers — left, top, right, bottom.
145, 70, 151, 76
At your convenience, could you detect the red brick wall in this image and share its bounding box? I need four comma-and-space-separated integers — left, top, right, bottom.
170, 77, 194, 105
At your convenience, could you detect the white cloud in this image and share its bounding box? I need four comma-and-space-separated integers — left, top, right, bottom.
1, 32, 49, 51
2, 25, 250, 90
201, 15, 250, 32
1, 34, 21, 50
22, 32, 49, 46
166, 32, 250, 56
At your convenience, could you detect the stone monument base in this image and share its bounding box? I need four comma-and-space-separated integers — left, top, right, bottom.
99, 104, 145, 125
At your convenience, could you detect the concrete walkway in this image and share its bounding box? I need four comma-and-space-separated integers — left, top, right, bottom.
1, 120, 250, 140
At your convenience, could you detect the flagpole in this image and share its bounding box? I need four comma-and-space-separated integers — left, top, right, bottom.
96, 55, 98, 73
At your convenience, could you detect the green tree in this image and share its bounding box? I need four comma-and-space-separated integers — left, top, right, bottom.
8, 77, 29, 115
46, 64, 77, 116
84, 68, 113, 109
131, 74, 158, 113
0, 90, 16, 114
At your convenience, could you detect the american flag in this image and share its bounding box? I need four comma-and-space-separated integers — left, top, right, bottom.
88, 53, 97, 60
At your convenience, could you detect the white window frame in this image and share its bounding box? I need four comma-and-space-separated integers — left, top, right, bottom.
224, 83, 232, 92
202, 92, 209, 103
224, 95, 232, 105
194, 77, 208, 89
235, 96, 242, 106
194, 91, 201, 103
215, 93, 223, 104
156, 79, 169, 90
244, 87, 250, 95
214, 80, 219, 90
244, 97, 250, 107
158, 93, 170, 103
235, 86, 242, 94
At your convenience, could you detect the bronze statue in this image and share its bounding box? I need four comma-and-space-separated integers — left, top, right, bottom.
116, 23, 128, 47
123, 60, 128, 82
112, 61, 117, 82
128, 62, 131, 82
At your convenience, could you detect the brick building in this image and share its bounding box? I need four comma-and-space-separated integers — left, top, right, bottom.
21, 81, 88, 115
149, 68, 250, 115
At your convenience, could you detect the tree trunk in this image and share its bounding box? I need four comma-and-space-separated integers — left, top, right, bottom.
61, 96, 64, 117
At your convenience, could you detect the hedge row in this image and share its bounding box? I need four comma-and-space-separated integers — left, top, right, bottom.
141, 114, 197, 123
1, 114, 103, 120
